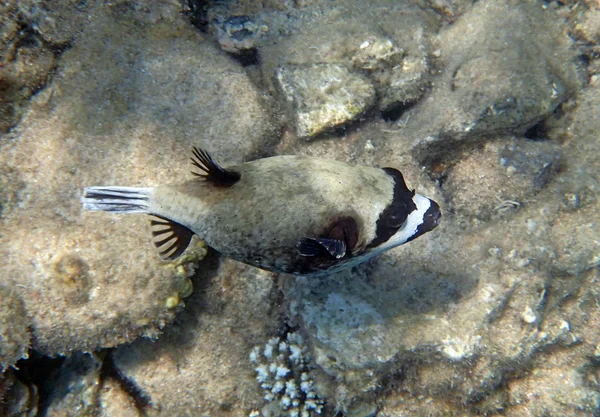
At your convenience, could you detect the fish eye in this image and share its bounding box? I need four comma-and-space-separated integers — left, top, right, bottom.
386, 206, 407, 228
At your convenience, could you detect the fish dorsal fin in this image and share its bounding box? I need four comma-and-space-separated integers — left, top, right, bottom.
150, 216, 194, 260
191, 147, 240, 187
298, 237, 346, 259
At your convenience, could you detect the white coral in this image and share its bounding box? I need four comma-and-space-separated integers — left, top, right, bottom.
275, 365, 290, 379
255, 365, 269, 383
272, 380, 284, 394
289, 344, 302, 363
249, 332, 324, 417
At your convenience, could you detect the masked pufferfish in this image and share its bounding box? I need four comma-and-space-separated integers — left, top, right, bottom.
81, 148, 441, 276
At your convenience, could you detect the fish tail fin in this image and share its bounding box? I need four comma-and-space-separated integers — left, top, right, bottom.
81, 186, 152, 213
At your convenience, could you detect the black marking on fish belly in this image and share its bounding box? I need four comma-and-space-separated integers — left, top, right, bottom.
367, 167, 417, 248
191, 147, 240, 187
150, 215, 194, 260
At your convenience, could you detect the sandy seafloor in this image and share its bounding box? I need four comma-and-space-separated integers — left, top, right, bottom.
1, 0, 600, 416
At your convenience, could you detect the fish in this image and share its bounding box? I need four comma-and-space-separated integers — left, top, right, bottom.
81, 148, 441, 276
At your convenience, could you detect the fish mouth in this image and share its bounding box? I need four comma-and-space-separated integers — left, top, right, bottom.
421, 199, 441, 233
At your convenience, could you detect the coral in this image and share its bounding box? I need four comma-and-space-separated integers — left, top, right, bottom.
249, 332, 324, 417
159, 238, 209, 305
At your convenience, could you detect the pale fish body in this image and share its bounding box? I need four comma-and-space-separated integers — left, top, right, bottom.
81, 149, 440, 276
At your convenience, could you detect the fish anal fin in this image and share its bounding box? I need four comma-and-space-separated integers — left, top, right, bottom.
150, 216, 194, 261
298, 237, 346, 259
190, 147, 240, 187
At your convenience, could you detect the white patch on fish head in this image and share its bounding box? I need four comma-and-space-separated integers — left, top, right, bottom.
325, 193, 440, 275
366, 193, 440, 257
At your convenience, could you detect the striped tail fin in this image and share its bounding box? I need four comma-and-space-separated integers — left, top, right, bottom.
81, 186, 152, 213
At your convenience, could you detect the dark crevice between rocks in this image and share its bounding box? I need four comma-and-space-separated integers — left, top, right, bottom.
305, 106, 379, 142
523, 120, 549, 141
12, 351, 65, 414
380, 101, 417, 122
185, 0, 212, 31
228, 48, 260, 67
100, 349, 153, 415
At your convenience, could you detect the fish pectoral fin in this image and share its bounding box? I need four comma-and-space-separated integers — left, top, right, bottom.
150, 216, 194, 261
297, 237, 346, 259
190, 147, 240, 187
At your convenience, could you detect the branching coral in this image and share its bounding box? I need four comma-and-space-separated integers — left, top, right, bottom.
249, 332, 324, 417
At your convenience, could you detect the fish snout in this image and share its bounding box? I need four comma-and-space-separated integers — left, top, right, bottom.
423, 199, 441, 232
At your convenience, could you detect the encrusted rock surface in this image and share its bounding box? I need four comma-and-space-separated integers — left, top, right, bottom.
111, 258, 280, 416
0, 1, 62, 132
442, 138, 562, 220
98, 376, 142, 417
276, 64, 375, 138
0, 285, 30, 371
549, 79, 600, 276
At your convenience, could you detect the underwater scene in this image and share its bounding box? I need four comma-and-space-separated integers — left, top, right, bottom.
1, 0, 599, 416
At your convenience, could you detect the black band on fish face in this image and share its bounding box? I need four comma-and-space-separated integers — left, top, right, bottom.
367, 167, 416, 249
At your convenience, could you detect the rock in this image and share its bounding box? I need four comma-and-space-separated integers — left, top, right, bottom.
213, 16, 267, 54
441, 138, 562, 220
505, 346, 600, 417
550, 206, 600, 275
424, 0, 472, 19
41, 353, 103, 416
16, 0, 93, 46
98, 377, 142, 417
111, 258, 280, 416
0, 2, 274, 355
549, 80, 600, 276
258, 1, 436, 136
572, 6, 600, 45
0, 370, 38, 417
0, 285, 30, 371
409, 0, 581, 158
0, 1, 58, 133
276, 64, 375, 138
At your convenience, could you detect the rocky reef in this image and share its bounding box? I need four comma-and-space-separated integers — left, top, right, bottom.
1, 0, 599, 416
